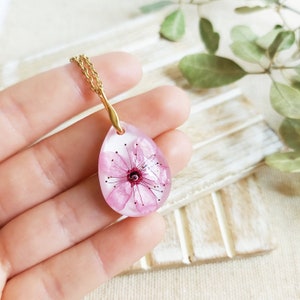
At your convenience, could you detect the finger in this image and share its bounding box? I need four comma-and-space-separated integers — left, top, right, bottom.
155, 129, 192, 175
0, 52, 142, 161
0, 86, 190, 225
0, 176, 113, 280
2, 214, 165, 300
0, 129, 191, 278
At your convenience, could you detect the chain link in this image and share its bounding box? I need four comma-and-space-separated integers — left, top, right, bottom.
70, 55, 103, 94
70, 55, 124, 134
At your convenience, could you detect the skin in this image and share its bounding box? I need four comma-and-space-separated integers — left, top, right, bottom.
0, 52, 192, 299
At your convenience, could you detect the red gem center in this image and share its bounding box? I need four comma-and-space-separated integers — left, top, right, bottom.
127, 168, 143, 185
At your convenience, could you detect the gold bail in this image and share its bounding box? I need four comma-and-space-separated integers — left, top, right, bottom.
70, 55, 124, 135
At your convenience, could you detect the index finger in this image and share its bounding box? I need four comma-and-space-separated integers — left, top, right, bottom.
0, 52, 142, 162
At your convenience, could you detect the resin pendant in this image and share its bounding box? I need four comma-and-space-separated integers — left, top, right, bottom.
98, 122, 171, 217
69, 56, 171, 217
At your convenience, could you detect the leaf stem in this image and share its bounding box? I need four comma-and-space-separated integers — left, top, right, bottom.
247, 71, 267, 75
179, 0, 221, 6
272, 65, 296, 70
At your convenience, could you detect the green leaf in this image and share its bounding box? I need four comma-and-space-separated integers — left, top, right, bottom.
294, 65, 300, 76
230, 41, 266, 63
160, 9, 185, 41
270, 82, 300, 118
256, 25, 283, 49
291, 75, 300, 84
199, 18, 220, 54
292, 80, 300, 91
280, 118, 300, 151
268, 31, 295, 59
179, 53, 247, 89
231, 25, 257, 42
235, 6, 267, 14
290, 73, 300, 91
140, 1, 173, 13
262, 0, 280, 4
265, 152, 300, 173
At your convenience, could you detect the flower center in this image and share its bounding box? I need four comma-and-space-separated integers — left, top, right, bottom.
127, 168, 143, 185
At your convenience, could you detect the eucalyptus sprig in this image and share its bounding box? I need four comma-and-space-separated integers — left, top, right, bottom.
140, 0, 300, 173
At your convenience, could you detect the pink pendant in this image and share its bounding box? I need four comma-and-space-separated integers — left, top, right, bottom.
98, 122, 171, 217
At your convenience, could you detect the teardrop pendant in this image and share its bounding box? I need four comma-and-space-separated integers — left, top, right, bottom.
70, 55, 171, 217
99, 122, 171, 217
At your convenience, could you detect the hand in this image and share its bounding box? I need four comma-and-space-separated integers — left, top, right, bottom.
0, 52, 191, 299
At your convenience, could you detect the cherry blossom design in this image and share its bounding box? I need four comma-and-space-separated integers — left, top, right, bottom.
98, 122, 171, 217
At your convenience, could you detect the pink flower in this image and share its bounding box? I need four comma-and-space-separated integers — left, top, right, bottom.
98, 122, 171, 217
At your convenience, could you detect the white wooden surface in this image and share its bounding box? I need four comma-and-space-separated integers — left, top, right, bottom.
160, 88, 281, 215
127, 175, 275, 272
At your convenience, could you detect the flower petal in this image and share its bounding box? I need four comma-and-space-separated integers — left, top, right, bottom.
134, 184, 160, 214
129, 137, 156, 167
99, 151, 129, 176
106, 182, 132, 211
128, 138, 144, 167
158, 165, 170, 185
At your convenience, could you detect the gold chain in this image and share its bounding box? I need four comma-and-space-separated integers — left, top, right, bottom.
70, 55, 124, 134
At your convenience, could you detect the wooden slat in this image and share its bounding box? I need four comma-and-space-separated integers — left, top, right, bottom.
159, 92, 282, 214
220, 176, 276, 255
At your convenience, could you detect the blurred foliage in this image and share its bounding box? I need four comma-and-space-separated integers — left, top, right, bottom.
140, 0, 300, 172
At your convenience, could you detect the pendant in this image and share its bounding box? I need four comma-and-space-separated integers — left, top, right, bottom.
70, 55, 171, 217
99, 122, 171, 217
